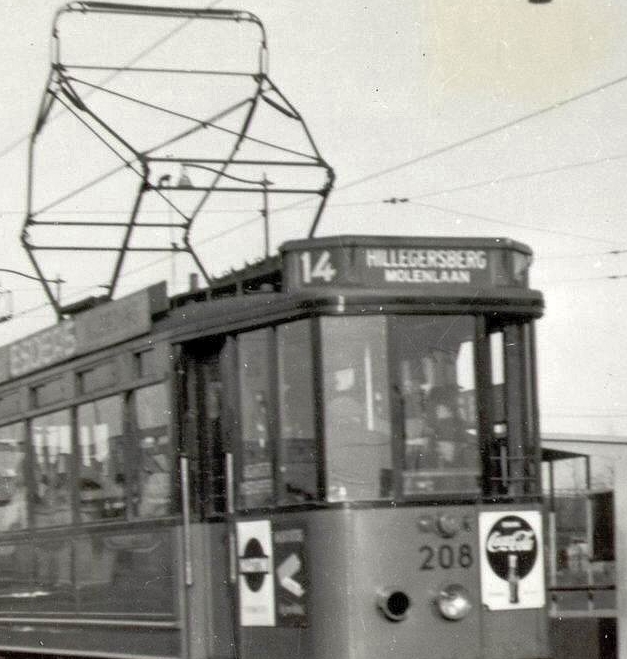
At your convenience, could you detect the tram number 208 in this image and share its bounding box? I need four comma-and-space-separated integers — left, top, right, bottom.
419, 544, 473, 570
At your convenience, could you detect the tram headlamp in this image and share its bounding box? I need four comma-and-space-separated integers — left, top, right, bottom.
436, 513, 461, 538
435, 584, 472, 621
377, 588, 411, 622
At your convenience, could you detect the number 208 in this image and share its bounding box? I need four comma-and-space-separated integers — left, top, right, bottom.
419, 544, 473, 570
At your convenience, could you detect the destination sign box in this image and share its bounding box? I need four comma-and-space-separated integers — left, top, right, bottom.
281, 236, 531, 292
0, 282, 166, 384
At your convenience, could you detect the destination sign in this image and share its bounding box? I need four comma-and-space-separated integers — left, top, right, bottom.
282, 236, 530, 292
365, 248, 488, 284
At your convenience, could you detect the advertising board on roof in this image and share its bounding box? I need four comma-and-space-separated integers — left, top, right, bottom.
0, 283, 165, 384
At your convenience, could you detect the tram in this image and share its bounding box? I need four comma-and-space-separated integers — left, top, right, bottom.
2, 3, 549, 658
0, 234, 549, 659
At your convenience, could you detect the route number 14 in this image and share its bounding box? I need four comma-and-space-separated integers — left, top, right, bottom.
300, 250, 337, 284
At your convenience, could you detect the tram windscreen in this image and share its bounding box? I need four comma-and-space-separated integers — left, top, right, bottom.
321, 317, 393, 502
392, 316, 480, 496
321, 315, 480, 502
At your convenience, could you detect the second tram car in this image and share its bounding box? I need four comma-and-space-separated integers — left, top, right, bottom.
0, 234, 549, 659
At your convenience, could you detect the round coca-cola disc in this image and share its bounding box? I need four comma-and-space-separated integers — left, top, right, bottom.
485, 514, 538, 580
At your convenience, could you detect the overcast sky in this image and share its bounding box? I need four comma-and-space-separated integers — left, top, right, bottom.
2, 0, 627, 437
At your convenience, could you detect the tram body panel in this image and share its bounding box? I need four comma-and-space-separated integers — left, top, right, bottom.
185, 522, 235, 659
235, 505, 549, 659
0, 524, 183, 658
343, 505, 482, 659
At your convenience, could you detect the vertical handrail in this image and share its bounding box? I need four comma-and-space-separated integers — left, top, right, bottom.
180, 454, 193, 587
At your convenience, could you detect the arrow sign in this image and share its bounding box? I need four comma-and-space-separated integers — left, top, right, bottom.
277, 553, 304, 598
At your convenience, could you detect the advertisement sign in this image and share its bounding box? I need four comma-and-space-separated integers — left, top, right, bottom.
8, 320, 77, 379
273, 525, 308, 627
0, 284, 162, 384
237, 520, 276, 627
479, 510, 545, 610
235, 521, 309, 628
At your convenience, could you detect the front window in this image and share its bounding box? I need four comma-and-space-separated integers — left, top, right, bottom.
321, 315, 479, 502
321, 317, 392, 502
277, 320, 317, 503
391, 315, 479, 496
229, 312, 534, 508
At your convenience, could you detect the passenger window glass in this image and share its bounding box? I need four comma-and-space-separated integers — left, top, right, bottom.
237, 328, 274, 509
491, 331, 506, 428
78, 395, 126, 521
392, 316, 480, 496
277, 320, 317, 503
32, 409, 72, 527
202, 360, 226, 514
135, 384, 173, 517
321, 317, 392, 502
0, 422, 28, 532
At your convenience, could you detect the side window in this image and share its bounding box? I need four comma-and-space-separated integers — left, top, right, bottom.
237, 328, 274, 509
277, 320, 316, 503
489, 330, 508, 493
0, 422, 28, 531
487, 322, 537, 497
135, 384, 173, 518
32, 409, 72, 527
78, 395, 126, 521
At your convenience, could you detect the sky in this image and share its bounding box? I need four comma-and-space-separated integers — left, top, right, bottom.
2, 0, 627, 437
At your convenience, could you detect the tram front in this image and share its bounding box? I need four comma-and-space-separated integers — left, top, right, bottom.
233, 235, 548, 659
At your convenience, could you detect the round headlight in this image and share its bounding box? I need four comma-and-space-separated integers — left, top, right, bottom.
435, 584, 472, 621
436, 513, 461, 538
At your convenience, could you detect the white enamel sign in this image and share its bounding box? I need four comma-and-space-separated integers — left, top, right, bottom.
479, 510, 545, 611
236, 520, 276, 626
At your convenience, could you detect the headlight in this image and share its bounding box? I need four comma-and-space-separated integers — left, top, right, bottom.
436, 513, 461, 538
435, 584, 472, 621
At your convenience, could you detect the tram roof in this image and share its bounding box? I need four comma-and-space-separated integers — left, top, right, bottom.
281, 234, 533, 254
0, 234, 543, 384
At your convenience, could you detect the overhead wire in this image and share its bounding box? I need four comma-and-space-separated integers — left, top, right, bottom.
6, 14, 627, 319
411, 201, 625, 246
334, 71, 627, 193
412, 152, 627, 201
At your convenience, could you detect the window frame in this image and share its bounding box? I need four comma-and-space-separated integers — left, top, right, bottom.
227, 310, 541, 510
483, 316, 541, 499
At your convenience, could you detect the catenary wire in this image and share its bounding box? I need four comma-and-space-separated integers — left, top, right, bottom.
6, 34, 627, 314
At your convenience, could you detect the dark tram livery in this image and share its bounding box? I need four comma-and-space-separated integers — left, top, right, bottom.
0, 234, 549, 659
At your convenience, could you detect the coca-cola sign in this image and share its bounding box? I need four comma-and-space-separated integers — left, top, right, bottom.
479, 510, 545, 611
486, 515, 538, 581
487, 529, 535, 553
